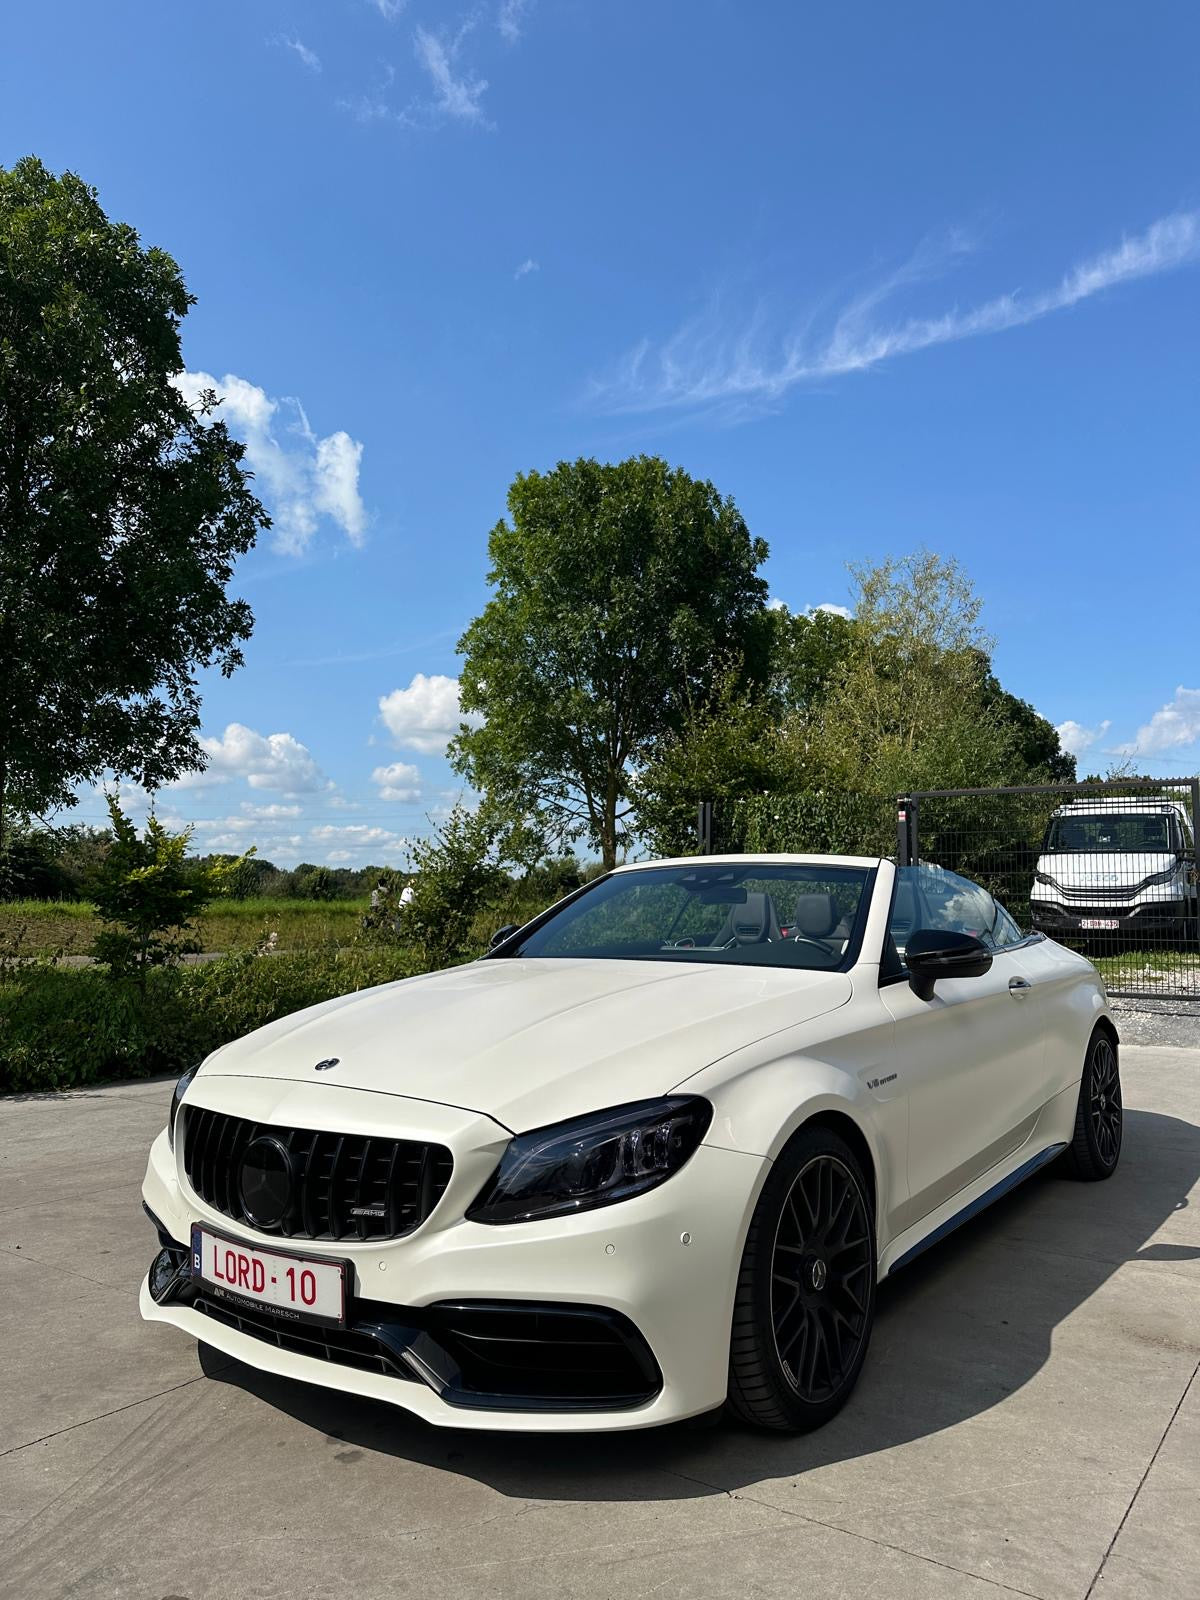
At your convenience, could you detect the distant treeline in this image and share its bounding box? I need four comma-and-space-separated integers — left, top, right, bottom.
0, 822, 391, 903
0, 820, 593, 906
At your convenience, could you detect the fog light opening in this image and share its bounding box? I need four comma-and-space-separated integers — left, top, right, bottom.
149, 1245, 189, 1305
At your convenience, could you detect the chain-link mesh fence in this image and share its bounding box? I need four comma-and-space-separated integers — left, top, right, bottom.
903, 780, 1200, 999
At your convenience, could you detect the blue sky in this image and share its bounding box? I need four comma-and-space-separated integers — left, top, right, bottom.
4, 2, 1198, 866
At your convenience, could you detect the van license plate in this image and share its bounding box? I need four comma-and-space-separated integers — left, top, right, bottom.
1080, 918, 1120, 930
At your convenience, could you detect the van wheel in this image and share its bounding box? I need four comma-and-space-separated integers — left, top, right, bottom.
727, 1127, 876, 1431
1064, 1030, 1122, 1180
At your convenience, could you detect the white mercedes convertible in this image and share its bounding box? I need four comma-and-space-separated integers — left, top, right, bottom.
141, 854, 1121, 1433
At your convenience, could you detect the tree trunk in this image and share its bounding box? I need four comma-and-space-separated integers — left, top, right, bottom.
601, 767, 618, 871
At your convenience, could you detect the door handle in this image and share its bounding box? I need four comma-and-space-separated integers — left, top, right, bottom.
1008, 977, 1032, 996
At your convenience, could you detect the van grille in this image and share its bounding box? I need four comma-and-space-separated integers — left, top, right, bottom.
182, 1108, 453, 1242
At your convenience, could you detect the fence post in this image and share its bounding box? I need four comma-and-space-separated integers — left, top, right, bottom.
896, 796, 918, 866
697, 800, 714, 855
1192, 779, 1200, 954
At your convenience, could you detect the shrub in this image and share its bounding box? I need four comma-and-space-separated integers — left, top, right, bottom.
0, 945, 421, 1094
90, 797, 246, 981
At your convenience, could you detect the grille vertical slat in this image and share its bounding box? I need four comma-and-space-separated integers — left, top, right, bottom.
181, 1112, 452, 1243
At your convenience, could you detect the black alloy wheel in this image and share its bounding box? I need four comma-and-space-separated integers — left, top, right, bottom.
1065, 1028, 1123, 1180
728, 1126, 876, 1431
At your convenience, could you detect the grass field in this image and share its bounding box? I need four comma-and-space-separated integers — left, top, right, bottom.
0, 898, 372, 956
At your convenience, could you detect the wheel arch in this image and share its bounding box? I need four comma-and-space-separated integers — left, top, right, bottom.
781, 1109, 878, 1220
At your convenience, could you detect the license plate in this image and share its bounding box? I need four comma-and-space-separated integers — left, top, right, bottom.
190, 1225, 346, 1327
1080, 918, 1121, 930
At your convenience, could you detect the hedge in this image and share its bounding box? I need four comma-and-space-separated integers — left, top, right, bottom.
0, 947, 421, 1094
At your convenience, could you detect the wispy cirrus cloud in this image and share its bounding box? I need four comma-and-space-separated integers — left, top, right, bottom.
498, 0, 534, 43
514, 256, 539, 280
413, 22, 489, 126
591, 211, 1200, 416
274, 35, 321, 72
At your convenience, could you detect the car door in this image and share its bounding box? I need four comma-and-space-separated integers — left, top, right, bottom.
881, 865, 1047, 1226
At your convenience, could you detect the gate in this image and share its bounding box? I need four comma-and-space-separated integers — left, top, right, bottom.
898, 779, 1200, 1001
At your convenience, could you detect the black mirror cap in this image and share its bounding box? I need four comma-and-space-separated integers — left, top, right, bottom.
487, 923, 520, 953
905, 929, 993, 1001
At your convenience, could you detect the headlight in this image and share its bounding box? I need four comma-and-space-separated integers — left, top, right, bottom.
467, 1097, 713, 1225
167, 1065, 200, 1151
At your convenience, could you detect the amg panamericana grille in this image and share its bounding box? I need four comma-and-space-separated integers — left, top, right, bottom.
182, 1107, 453, 1242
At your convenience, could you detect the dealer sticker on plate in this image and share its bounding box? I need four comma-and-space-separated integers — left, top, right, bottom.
190, 1224, 346, 1327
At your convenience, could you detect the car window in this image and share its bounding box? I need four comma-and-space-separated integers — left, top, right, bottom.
889, 865, 1024, 961
505, 863, 873, 971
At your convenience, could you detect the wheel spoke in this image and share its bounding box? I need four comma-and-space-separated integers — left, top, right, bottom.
770, 1154, 873, 1405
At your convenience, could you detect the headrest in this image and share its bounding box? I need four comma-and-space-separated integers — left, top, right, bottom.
793, 892, 836, 939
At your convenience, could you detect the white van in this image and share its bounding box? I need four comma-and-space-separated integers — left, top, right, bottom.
1029, 798, 1197, 944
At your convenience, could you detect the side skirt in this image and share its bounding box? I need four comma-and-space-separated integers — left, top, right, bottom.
886, 1142, 1067, 1276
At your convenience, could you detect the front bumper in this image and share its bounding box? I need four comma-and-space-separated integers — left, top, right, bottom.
1030, 898, 1191, 935
141, 1115, 766, 1432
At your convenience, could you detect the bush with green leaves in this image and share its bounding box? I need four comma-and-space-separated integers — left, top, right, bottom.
0, 944, 421, 1094
393, 803, 510, 971
89, 797, 246, 981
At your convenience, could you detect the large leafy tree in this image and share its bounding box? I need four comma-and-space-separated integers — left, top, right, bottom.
0, 157, 268, 851
452, 456, 769, 867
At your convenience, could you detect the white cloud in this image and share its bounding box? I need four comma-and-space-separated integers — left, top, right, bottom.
276, 35, 320, 72
1056, 719, 1113, 759
172, 371, 367, 555
379, 673, 483, 753
240, 801, 302, 819
1114, 688, 1200, 756
592, 211, 1200, 415
766, 599, 852, 619
371, 761, 423, 801
369, 0, 406, 18
514, 257, 540, 280
498, 0, 534, 43
185, 723, 333, 796
413, 24, 489, 125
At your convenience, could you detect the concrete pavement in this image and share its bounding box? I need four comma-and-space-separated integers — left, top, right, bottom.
1, 1047, 1197, 1600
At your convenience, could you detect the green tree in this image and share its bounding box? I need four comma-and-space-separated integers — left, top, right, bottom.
453, 456, 769, 868
90, 797, 244, 983
398, 804, 509, 971
0, 157, 268, 852
806, 552, 1045, 794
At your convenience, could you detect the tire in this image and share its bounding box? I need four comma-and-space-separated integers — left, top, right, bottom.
1063, 1028, 1123, 1181
727, 1126, 876, 1432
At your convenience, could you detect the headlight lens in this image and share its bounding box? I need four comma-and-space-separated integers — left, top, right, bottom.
467, 1096, 713, 1225
167, 1065, 200, 1151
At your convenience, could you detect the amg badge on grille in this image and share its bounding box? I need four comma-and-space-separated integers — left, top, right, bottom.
314, 1057, 340, 1072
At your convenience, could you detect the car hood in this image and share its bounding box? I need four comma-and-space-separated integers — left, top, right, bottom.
1037, 851, 1177, 887
198, 957, 852, 1131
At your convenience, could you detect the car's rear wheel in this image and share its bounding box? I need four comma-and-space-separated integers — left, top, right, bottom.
1064, 1028, 1123, 1180
727, 1126, 876, 1432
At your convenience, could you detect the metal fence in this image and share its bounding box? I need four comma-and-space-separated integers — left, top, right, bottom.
900, 779, 1200, 1000
697, 777, 1200, 1000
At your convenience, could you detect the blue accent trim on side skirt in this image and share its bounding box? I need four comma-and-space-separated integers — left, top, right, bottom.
888, 1142, 1068, 1275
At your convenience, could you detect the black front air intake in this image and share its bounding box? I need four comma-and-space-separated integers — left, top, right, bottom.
182, 1107, 453, 1242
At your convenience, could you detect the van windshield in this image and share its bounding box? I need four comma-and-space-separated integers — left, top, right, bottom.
1044, 814, 1175, 853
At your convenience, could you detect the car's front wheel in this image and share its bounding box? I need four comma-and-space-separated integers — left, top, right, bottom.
1064, 1028, 1123, 1180
727, 1126, 876, 1432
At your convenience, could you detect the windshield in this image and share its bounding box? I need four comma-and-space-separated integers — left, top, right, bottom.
503, 863, 874, 971
1043, 814, 1176, 854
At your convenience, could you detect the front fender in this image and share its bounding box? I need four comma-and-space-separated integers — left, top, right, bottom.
686, 1050, 904, 1259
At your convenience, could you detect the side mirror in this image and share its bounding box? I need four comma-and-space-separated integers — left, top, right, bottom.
488, 923, 519, 952
905, 929, 993, 1002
